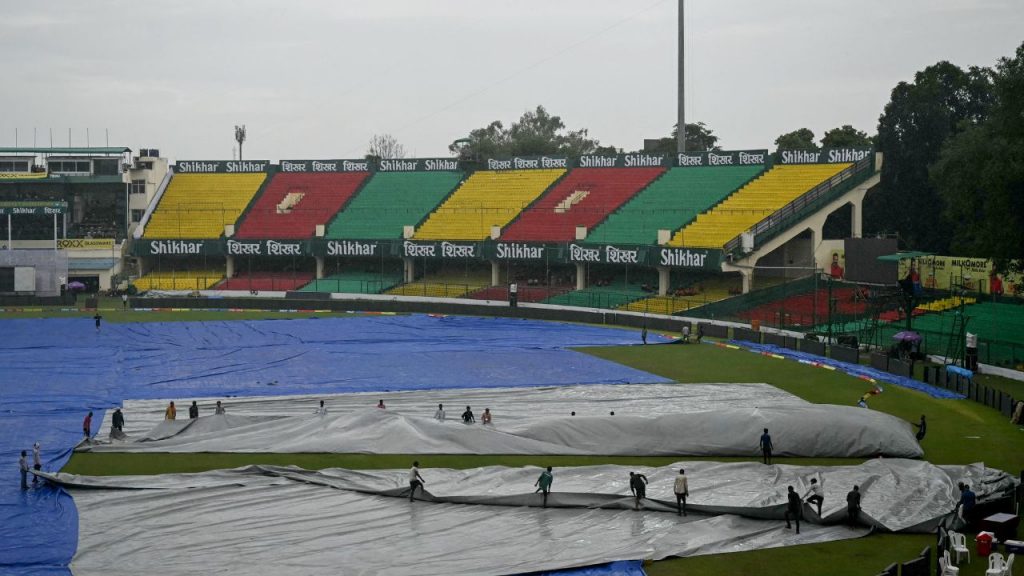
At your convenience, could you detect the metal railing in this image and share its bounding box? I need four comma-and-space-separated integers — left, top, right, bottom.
723, 155, 876, 255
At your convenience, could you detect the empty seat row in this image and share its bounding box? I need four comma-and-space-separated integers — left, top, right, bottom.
145, 174, 266, 239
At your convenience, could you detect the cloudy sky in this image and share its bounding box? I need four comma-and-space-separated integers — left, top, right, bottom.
1, 0, 1021, 161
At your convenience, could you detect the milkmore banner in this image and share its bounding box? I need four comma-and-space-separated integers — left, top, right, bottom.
485, 156, 570, 170
576, 153, 668, 169
897, 255, 1023, 293
377, 158, 461, 172
777, 148, 873, 165
175, 160, 271, 173
279, 159, 372, 173
676, 149, 769, 168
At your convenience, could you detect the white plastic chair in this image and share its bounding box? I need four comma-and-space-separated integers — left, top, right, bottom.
1006, 553, 1015, 576
949, 531, 971, 564
988, 553, 1014, 576
941, 551, 961, 575
986, 552, 1006, 576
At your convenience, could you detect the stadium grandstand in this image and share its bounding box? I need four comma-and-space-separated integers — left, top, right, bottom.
585, 163, 764, 245
143, 167, 267, 239
325, 169, 464, 240
671, 163, 850, 248
234, 168, 370, 239
501, 165, 665, 242
413, 168, 565, 240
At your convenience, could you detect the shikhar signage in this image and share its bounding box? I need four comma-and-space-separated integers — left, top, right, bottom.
175, 160, 270, 173
676, 150, 768, 167
486, 156, 568, 170
279, 159, 371, 173
778, 148, 873, 165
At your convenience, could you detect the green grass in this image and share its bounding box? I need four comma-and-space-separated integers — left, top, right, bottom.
62, 452, 871, 476
53, 321, 1024, 576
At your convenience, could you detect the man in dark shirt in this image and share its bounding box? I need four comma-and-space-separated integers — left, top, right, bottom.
629, 472, 649, 510
93, 314, 102, 331
83, 411, 93, 438
760, 428, 774, 465
188, 401, 199, 419
912, 415, 927, 441
846, 485, 861, 526
461, 406, 475, 423
112, 408, 125, 432
958, 483, 976, 526
784, 485, 801, 534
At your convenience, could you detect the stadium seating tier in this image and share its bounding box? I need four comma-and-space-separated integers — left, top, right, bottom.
413, 169, 565, 241
235, 172, 369, 239
144, 173, 267, 239
670, 164, 851, 248
585, 166, 764, 245
501, 167, 664, 242
326, 172, 464, 239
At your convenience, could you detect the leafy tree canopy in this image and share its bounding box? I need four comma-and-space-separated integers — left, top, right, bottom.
931, 42, 1024, 272
643, 122, 721, 154
774, 128, 818, 151
820, 125, 874, 148
864, 60, 994, 253
450, 106, 609, 160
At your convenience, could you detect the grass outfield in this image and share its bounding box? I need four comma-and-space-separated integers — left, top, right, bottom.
56, 320, 1024, 576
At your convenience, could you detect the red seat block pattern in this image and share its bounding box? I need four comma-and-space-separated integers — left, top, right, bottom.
501, 167, 664, 242
216, 272, 315, 292
235, 172, 370, 239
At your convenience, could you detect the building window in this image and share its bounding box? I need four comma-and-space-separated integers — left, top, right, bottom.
131, 179, 147, 194
131, 209, 145, 223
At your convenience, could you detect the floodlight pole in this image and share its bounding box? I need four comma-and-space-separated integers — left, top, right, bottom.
676, 0, 685, 154
234, 125, 247, 161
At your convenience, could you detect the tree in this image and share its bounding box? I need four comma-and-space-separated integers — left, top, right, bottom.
774, 128, 817, 151
449, 106, 608, 160
366, 134, 406, 162
932, 42, 1024, 272
643, 122, 720, 154
820, 125, 874, 148
864, 61, 994, 253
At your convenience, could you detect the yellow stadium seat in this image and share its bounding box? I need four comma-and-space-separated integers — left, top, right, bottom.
670, 164, 851, 248
413, 169, 565, 240
144, 174, 267, 239
133, 270, 224, 291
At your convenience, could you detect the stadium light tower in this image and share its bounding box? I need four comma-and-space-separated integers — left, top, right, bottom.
234, 125, 247, 161
677, 0, 685, 153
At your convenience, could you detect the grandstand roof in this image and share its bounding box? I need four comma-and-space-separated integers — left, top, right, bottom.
0, 147, 130, 155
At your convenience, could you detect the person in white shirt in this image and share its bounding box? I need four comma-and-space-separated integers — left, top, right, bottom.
434, 403, 445, 421
673, 468, 689, 516
32, 442, 42, 485
409, 461, 426, 502
315, 400, 328, 416
803, 477, 824, 517
214, 400, 226, 415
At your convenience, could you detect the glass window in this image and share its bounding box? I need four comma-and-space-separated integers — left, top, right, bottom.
131, 209, 145, 223
131, 180, 146, 194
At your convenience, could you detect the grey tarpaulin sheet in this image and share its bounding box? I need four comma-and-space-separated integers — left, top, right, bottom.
81, 385, 923, 457
50, 460, 1017, 576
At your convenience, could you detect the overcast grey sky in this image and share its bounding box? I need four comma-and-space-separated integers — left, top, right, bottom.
1, 0, 1021, 161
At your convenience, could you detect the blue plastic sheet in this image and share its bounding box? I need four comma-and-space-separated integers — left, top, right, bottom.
726, 341, 964, 399
525, 560, 645, 576
0, 314, 668, 574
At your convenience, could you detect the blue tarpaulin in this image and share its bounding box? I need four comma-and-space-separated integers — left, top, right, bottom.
0, 314, 667, 574
726, 340, 964, 399
526, 560, 646, 576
